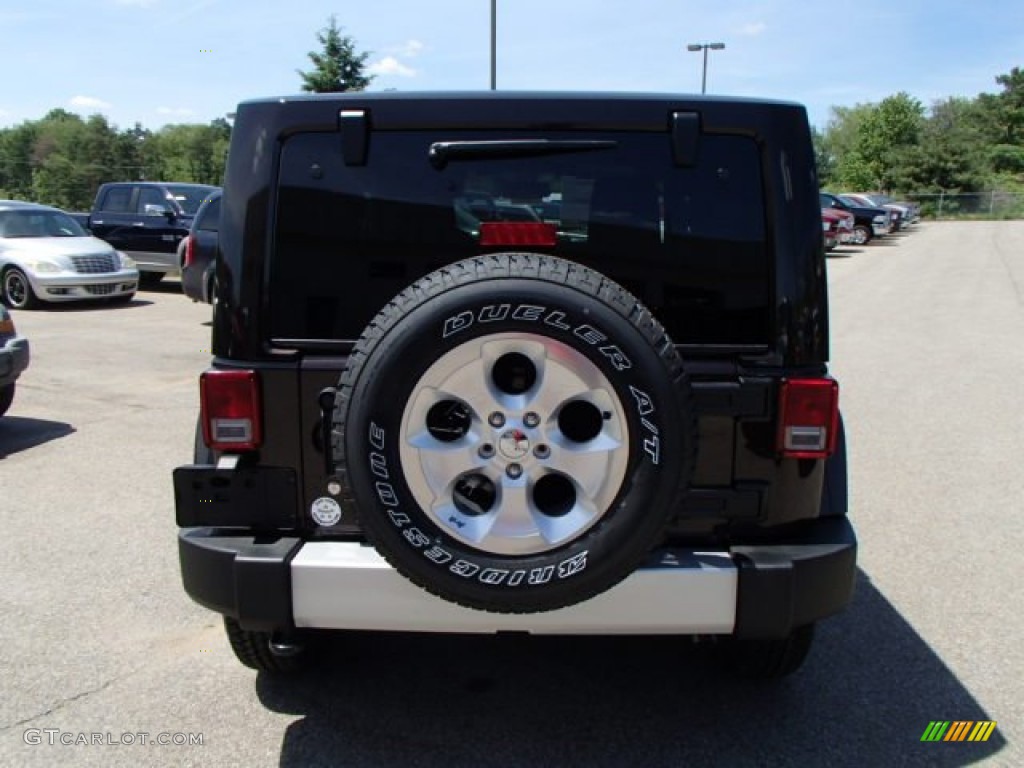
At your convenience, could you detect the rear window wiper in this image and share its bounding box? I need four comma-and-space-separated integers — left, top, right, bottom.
429, 140, 617, 169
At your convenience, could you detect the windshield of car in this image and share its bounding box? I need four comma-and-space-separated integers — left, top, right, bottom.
166, 185, 219, 215
838, 195, 865, 208
272, 129, 771, 345
0, 210, 88, 238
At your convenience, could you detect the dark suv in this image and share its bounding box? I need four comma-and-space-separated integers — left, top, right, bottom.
174, 92, 856, 679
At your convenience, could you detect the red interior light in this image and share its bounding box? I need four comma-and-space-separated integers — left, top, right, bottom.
776, 378, 839, 459
479, 222, 558, 247
200, 370, 262, 452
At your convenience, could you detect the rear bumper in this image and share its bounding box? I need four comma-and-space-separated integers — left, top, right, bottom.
178, 517, 856, 637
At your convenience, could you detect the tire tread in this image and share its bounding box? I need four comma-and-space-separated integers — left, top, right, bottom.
223, 617, 304, 674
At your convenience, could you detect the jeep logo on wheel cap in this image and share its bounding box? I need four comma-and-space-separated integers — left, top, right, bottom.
499, 429, 530, 459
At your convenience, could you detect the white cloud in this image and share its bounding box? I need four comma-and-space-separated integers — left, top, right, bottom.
386, 39, 425, 58
369, 57, 417, 78
738, 22, 767, 37
157, 106, 196, 116
69, 95, 111, 109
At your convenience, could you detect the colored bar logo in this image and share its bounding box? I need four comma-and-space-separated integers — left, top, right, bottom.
921, 721, 997, 742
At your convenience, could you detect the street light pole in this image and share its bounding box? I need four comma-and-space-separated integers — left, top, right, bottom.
490, 0, 497, 90
686, 42, 726, 94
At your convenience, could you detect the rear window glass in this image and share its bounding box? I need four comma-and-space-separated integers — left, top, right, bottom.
271, 130, 769, 345
195, 196, 220, 231
166, 185, 218, 215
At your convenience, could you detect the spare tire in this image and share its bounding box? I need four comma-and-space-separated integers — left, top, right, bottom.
333, 254, 696, 613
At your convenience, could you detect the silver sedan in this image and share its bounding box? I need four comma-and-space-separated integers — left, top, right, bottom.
0, 200, 138, 309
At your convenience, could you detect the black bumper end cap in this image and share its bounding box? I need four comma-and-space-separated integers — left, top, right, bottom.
731, 516, 857, 638
178, 529, 302, 632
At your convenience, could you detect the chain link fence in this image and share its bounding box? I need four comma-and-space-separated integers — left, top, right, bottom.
903, 192, 1024, 220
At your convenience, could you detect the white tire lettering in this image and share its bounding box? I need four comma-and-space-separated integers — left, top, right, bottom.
574, 324, 606, 345
450, 560, 480, 579
402, 527, 431, 548
478, 304, 510, 323
629, 385, 655, 416
423, 545, 453, 564
375, 482, 399, 507
558, 551, 588, 579
511, 304, 545, 321
644, 435, 661, 465
507, 570, 526, 587
369, 451, 389, 479
599, 344, 632, 371
478, 568, 509, 585
369, 422, 385, 451
528, 565, 555, 585
442, 311, 474, 338
387, 509, 411, 527
544, 311, 571, 330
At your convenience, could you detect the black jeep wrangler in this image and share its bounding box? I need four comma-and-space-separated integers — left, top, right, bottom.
174, 92, 855, 679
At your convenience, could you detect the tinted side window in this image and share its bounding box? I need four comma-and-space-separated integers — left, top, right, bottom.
99, 186, 133, 213
137, 187, 168, 214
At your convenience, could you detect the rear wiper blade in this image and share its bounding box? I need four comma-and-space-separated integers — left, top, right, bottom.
429, 140, 617, 169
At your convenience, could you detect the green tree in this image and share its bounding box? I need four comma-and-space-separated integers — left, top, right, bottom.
297, 15, 374, 93
978, 67, 1024, 146
139, 122, 229, 185
853, 92, 924, 191
897, 97, 986, 192
30, 112, 99, 210
114, 122, 150, 180
811, 126, 835, 185
0, 109, 231, 206
0, 121, 39, 200
820, 103, 877, 189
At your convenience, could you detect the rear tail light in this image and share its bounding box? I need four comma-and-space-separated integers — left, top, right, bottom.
200, 370, 262, 451
183, 234, 196, 268
777, 378, 839, 458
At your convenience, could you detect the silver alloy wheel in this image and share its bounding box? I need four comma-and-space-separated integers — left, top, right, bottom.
3, 269, 30, 308
399, 332, 630, 556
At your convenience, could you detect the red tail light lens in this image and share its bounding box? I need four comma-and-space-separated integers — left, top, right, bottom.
183, 234, 196, 268
479, 221, 557, 247
200, 370, 262, 451
777, 378, 839, 458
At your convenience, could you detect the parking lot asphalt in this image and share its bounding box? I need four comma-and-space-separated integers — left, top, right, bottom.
1, 221, 1021, 767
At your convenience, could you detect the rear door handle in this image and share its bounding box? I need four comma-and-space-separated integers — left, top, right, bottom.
132, 222, 146, 228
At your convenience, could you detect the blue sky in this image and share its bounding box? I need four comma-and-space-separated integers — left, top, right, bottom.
1, 0, 1021, 131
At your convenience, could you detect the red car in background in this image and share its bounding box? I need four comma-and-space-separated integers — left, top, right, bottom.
821, 207, 855, 251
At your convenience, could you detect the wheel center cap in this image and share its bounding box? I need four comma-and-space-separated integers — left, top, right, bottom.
498, 429, 530, 459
